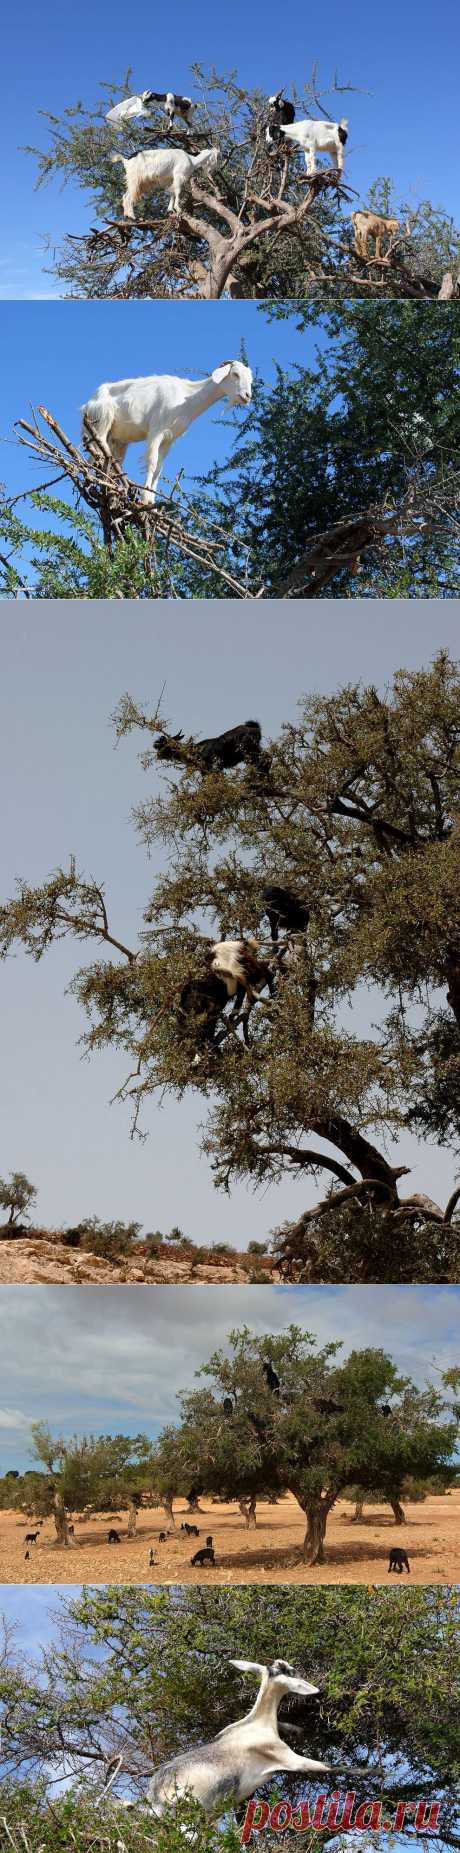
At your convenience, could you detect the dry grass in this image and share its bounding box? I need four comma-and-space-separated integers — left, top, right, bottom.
2, 1490, 459, 1586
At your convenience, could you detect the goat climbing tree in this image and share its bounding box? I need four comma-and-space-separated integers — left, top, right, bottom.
152, 1327, 458, 1564
1, 652, 460, 1281
23, 68, 460, 300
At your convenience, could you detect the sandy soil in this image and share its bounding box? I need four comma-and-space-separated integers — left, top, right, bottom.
2, 1491, 458, 1587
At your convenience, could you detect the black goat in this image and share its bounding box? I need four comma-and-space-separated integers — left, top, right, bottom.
380, 1404, 392, 1418
206, 1535, 213, 1547
266, 92, 295, 149
107, 1528, 121, 1544
388, 1548, 410, 1574
223, 1396, 235, 1417
24, 1529, 40, 1544
155, 721, 262, 773
181, 1522, 200, 1536
262, 885, 310, 943
191, 1545, 216, 1566
262, 1359, 280, 1394
313, 1397, 344, 1416
179, 973, 229, 1054
158, 1531, 170, 1542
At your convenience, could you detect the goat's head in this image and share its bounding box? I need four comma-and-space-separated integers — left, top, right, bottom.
212, 361, 253, 406
229, 1658, 319, 1699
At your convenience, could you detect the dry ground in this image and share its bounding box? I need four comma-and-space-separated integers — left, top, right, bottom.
1, 1490, 459, 1586
0, 1233, 279, 1285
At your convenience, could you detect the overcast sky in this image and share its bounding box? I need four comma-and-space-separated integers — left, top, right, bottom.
0, 1282, 458, 1473
1, 599, 459, 1247
1, 0, 459, 298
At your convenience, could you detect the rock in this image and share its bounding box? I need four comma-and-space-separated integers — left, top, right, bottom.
0, 1234, 279, 1286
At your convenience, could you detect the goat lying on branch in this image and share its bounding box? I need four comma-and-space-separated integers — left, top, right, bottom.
155, 719, 262, 770
81, 360, 252, 502
110, 145, 219, 219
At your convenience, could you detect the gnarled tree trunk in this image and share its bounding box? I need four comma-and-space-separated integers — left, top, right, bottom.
352, 1498, 365, 1522
162, 1497, 175, 1527
390, 1497, 406, 1524
127, 1502, 138, 1538
239, 1496, 257, 1528
52, 1491, 75, 1547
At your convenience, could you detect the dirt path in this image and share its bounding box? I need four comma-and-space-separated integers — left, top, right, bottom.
2, 1491, 458, 1586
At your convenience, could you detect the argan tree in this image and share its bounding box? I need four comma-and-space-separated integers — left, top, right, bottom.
24, 68, 460, 300
1, 302, 459, 599
1, 1584, 459, 1847
2, 652, 460, 1281
22, 1422, 154, 1545
0, 1171, 37, 1232
152, 1325, 458, 1564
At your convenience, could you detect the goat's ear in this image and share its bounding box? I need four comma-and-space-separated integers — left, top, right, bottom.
229, 1659, 265, 1675
212, 363, 234, 385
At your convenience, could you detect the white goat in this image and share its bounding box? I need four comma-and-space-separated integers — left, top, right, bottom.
81, 360, 253, 503
279, 116, 348, 175
110, 145, 219, 219
109, 1660, 329, 1819
210, 940, 275, 1041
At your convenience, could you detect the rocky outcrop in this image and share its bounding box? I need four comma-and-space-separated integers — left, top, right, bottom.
0, 1234, 280, 1286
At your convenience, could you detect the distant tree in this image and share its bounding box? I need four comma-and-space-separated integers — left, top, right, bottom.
27, 1422, 154, 1544
152, 1326, 458, 1563
0, 1171, 37, 1231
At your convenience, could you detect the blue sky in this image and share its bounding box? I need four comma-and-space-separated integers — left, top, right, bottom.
0, 302, 316, 506
1, 0, 459, 298
1, 599, 459, 1247
0, 1282, 458, 1474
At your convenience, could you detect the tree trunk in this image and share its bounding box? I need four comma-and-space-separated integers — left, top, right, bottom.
53, 1491, 75, 1547
310, 1115, 401, 1199
162, 1498, 175, 1526
302, 1503, 329, 1564
352, 1498, 365, 1522
390, 1497, 406, 1524
239, 1496, 257, 1528
127, 1503, 138, 1538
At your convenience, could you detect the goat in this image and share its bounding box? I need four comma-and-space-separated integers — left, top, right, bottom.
155, 719, 262, 771
158, 1531, 170, 1542
388, 1548, 410, 1574
24, 1529, 40, 1544
265, 91, 295, 148
206, 1535, 213, 1548
191, 1545, 215, 1566
110, 145, 219, 220
81, 360, 253, 505
262, 885, 310, 944
312, 1397, 344, 1416
210, 940, 275, 1043
148, 91, 195, 127
279, 116, 348, 175
149, 1547, 158, 1567
108, 1528, 121, 1544
179, 973, 230, 1057
106, 92, 156, 131
352, 209, 400, 262
181, 1521, 200, 1536
144, 1659, 328, 1817
24, 1550, 30, 1561
223, 1396, 235, 1417
262, 1359, 280, 1394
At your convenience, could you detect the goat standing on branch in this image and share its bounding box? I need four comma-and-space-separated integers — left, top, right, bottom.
81, 360, 253, 502
265, 91, 296, 148
110, 144, 219, 220
279, 116, 349, 174
352, 209, 401, 261
148, 91, 195, 128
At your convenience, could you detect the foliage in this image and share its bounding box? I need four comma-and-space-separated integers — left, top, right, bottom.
23, 69, 460, 301
0, 1171, 37, 1228
25, 1424, 155, 1524
1, 1585, 459, 1847
153, 1326, 459, 1562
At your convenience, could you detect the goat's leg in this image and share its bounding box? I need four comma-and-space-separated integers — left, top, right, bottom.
121, 190, 136, 221
274, 1745, 330, 1776
142, 431, 173, 505
305, 150, 316, 175
375, 234, 383, 260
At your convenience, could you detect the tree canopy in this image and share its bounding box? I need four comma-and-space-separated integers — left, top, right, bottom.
1, 1584, 459, 1848
2, 650, 460, 1281
0, 1171, 37, 1230
153, 1325, 459, 1563
23, 69, 460, 300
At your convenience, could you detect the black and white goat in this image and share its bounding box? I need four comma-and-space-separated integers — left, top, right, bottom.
265, 91, 296, 149
148, 91, 195, 128
210, 939, 275, 1042
155, 719, 262, 772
